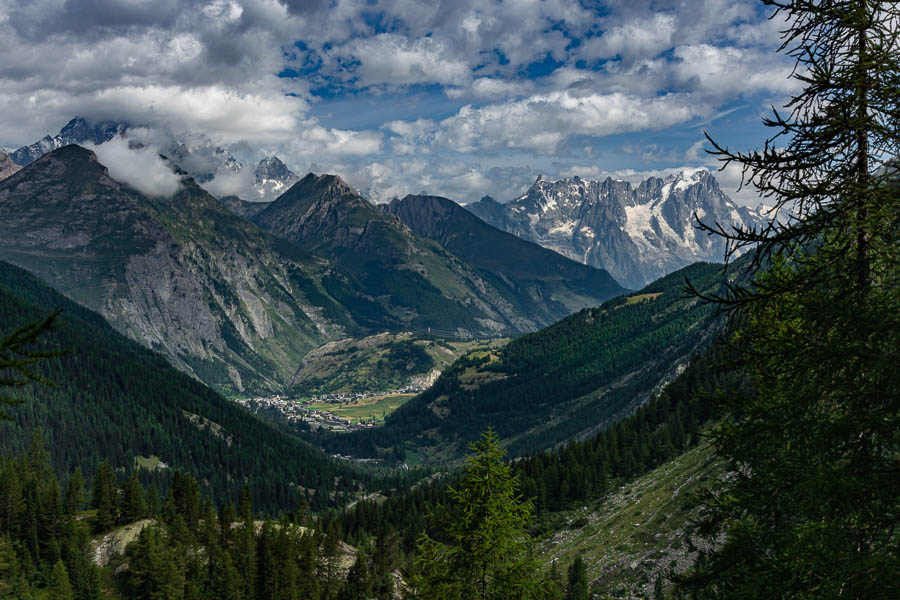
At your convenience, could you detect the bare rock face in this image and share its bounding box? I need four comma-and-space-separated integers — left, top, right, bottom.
0, 145, 366, 394
0, 152, 21, 180
91, 520, 156, 567
467, 170, 766, 289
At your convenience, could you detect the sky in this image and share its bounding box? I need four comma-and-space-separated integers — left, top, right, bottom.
0, 0, 800, 205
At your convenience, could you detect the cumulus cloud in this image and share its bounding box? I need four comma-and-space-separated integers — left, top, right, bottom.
87, 136, 184, 198
436, 91, 710, 153
0, 0, 795, 208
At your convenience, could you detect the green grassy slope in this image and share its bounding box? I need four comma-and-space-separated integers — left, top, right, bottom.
537, 443, 721, 599
289, 332, 507, 397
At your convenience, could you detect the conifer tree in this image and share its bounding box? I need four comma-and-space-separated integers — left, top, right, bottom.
120, 472, 146, 524
677, 1, 900, 598
416, 428, 542, 600
0, 310, 61, 419
62, 467, 84, 521
565, 556, 589, 600
49, 559, 74, 600
91, 462, 117, 533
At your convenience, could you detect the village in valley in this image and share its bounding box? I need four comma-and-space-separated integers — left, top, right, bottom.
234, 384, 425, 432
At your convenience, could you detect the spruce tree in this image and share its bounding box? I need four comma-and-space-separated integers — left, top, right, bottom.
120, 472, 146, 524
49, 559, 75, 600
91, 462, 117, 533
62, 467, 84, 521
565, 556, 589, 600
416, 428, 542, 600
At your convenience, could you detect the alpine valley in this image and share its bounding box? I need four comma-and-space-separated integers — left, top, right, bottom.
0, 141, 624, 395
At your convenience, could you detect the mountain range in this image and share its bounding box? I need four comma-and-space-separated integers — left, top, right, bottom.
8, 117, 300, 202
0, 145, 367, 393
0, 145, 623, 394
251, 173, 623, 336
467, 170, 765, 288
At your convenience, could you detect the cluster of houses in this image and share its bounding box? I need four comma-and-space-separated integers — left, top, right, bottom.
234, 384, 423, 432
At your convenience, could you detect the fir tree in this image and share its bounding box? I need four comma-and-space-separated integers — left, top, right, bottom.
49, 559, 74, 600
565, 556, 589, 600
62, 467, 84, 521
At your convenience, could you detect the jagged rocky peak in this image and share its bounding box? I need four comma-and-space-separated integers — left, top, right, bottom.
10, 117, 128, 167
466, 169, 766, 289
293, 172, 359, 200
0, 151, 22, 180
255, 156, 294, 182
250, 156, 300, 201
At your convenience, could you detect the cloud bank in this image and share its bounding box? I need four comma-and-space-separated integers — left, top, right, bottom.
87, 137, 183, 198
0, 0, 798, 206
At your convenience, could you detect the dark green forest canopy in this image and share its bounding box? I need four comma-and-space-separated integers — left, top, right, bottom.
0, 260, 408, 514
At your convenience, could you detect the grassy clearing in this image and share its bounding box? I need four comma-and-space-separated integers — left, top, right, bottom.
624, 292, 663, 305
536, 443, 722, 598
134, 455, 163, 471
307, 393, 415, 423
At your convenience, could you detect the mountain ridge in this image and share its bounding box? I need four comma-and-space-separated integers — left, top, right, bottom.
467, 170, 765, 288
0, 145, 377, 394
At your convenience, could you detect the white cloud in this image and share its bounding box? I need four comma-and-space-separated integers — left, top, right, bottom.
436, 91, 709, 153
581, 13, 678, 62
330, 34, 471, 87
87, 136, 183, 198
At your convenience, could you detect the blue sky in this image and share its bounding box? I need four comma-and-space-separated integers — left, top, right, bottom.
0, 0, 799, 204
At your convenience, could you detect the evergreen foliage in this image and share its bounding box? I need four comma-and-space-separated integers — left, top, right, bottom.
0, 308, 61, 419
677, 1, 900, 598
415, 428, 543, 600
565, 556, 589, 600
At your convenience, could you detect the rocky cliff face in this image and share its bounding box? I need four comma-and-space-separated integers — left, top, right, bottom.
0, 152, 20, 180
0, 145, 370, 394
467, 170, 766, 288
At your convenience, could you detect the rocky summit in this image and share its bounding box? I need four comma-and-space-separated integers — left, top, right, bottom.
9, 117, 126, 166
467, 169, 767, 289
0, 151, 21, 180
0, 145, 376, 394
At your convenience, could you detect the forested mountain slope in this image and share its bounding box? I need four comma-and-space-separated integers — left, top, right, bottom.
0, 260, 386, 514
320, 259, 746, 462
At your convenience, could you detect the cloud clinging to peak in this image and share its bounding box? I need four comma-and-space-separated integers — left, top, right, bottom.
1, 0, 795, 206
